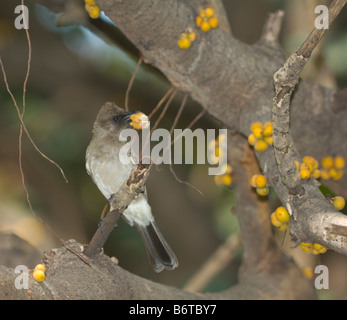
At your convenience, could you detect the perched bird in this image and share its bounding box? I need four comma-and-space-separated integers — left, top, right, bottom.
86, 102, 178, 272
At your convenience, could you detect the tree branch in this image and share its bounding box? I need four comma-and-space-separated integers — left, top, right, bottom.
271, 0, 347, 252
84, 163, 152, 258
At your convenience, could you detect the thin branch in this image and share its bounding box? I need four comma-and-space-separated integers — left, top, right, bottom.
260, 10, 284, 42
150, 89, 177, 134
0, 58, 68, 183
184, 233, 241, 293
169, 92, 188, 136
125, 56, 143, 111
84, 163, 152, 258
148, 86, 175, 120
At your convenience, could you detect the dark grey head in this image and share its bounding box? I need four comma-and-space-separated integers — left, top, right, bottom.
92, 102, 139, 137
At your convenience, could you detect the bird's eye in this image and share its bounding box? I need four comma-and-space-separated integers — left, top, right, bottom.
113, 116, 119, 122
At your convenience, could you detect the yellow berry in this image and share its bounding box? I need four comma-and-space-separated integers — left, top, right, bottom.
328, 168, 338, 179
178, 37, 191, 49
199, 9, 206, 18
129, 112, 149, 129
302, 156, 314, 165
248, 134, 256, 146
264, 121, 272, 128
262, 123, 273, 137
332, 196, 345, 211
254, 140, 268, 152
252, 127, 263, 138
33, 270, 45, 282
187, 32, 196, 42
84, 0, 96, 4
256, 186, 269, 196
271, 212, 282, 227
250, 174, 258, 188
255, 175, 267, 188
205, 8, 215, 18
302, 267, 314, 279
34, 264, 46, 272
251, 122, 263, 132
313, 169, 321, 179
221, 163, 232, 175
334, 156, 345, 169
263, 136, 273, 145
322, 156, 333, 169
320, 169, 330, 180
208, 139, 216, 151
208, 17, 219, 29
279, 224, 288, 231
218, 133, 227, 144
313, 243, 324, 251
300, 242, 313, 253
214, 175, 224, 186
88, 5, 100, 19
318, 246, 327, 254
275, 206, 290, 223
85, 3, 93, 11
222, 175, 232, 186
333, 170, 343, 181
294, 160, 300, 171
300, 169, 311, 180
200, 21, 211, 32
196, 16, 203, 27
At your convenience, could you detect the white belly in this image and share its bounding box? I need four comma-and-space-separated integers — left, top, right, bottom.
86, 146, 153, 227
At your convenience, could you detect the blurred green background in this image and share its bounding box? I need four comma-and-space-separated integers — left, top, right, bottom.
0, 0, 347, 298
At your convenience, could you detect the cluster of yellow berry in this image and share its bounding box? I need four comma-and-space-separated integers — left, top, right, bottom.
248, 121, 273, 152
270, 206, 290, 231
84, 0, 101, 19
178, 7, 219, 50
214, 164, 233, 187
32, 264, 46, 282
320, 156, 345, 181
300, 242, 328, 255
177, 28, 197, 50
295, 156, 320, 180
295, 155, 345, 181
195, 8, 219, 32
208, 134, 233, 187
250, 174, 269, 196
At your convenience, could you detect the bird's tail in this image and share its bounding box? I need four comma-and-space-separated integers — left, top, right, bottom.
135, 221, 178, 273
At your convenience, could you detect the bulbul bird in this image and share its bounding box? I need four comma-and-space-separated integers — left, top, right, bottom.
86, 102, 178, 272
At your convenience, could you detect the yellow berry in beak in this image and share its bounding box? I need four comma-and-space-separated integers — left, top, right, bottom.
129, 112, 149, 129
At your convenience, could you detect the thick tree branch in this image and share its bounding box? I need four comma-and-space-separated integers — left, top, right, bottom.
0, 233, 315, 299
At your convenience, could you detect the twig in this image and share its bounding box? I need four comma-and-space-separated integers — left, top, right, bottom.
125, 56, 143, 111
169, 93, 188, 136
184, 233, 241, 293
0, 58, 68, 183
170, 105, 208, 148
150, 88, 177, 134
167, 93, 203, 195
260, 10, 284, 42
84, 163, 152, 258
148, 86, 175, 120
